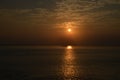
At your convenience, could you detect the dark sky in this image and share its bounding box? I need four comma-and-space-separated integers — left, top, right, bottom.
0, 0, 120, 46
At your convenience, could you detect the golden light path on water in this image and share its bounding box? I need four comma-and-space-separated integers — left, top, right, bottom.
61, 45, 79, 80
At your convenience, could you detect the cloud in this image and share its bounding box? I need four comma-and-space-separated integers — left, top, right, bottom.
0, 8, 57, 29
0, 0, 120, 30
55, 0, 120, 28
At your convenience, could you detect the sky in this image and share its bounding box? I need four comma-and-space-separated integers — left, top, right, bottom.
0, 0, 120, 46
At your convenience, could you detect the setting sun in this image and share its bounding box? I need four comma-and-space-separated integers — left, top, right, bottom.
67, 28, 72, 32
67, 45, 72, 49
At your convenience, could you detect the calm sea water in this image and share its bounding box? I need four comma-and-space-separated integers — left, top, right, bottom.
0, 46, 120, 80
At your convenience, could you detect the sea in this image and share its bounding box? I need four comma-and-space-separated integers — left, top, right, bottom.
0, 46, 120, 80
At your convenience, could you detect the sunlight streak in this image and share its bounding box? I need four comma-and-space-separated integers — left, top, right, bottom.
61, 46, 79, 80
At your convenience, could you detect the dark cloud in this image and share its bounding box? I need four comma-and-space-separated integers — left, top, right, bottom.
0, 0, 56, 9
55, 0, 120, 27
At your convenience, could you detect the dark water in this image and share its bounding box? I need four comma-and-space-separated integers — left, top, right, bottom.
0, 46, 120, 80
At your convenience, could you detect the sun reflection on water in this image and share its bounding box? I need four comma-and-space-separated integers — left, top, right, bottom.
67, 45, 72, 50
61, 46, 78, 80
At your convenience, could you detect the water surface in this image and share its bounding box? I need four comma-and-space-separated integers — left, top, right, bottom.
0, 46, 120, 80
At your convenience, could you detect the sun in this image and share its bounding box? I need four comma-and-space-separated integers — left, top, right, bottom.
67, 28, 72, 32
67, 45, 72, 49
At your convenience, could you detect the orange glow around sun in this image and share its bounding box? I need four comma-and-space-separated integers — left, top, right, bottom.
67, 28, 72, 32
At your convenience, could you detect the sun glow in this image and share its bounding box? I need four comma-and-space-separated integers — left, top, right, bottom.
67, 45, 72, 49
67, 28, 72, 32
